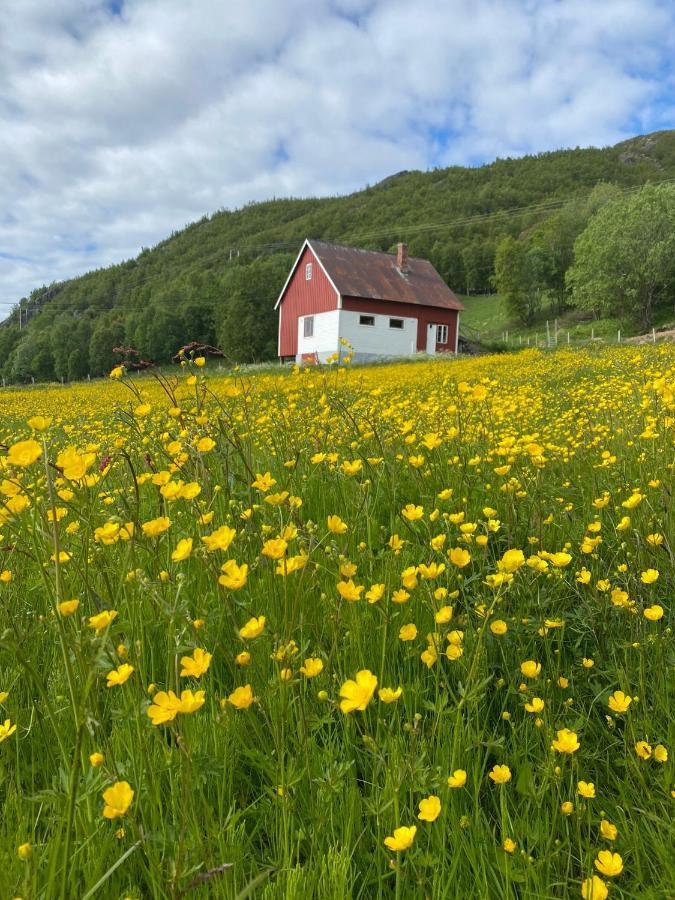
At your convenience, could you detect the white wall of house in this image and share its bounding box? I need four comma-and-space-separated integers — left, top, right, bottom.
297, 310, 340, 361
338, 310, 417, 358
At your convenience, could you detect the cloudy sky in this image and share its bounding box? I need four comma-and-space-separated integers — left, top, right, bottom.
1, 0, 674, 312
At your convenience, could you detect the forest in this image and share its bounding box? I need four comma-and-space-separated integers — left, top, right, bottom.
2, 130, 675, 381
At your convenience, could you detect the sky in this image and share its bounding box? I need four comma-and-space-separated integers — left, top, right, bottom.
1, 0, 674, 312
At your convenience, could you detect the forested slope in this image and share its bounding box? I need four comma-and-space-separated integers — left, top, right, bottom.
3, 130, 675, 380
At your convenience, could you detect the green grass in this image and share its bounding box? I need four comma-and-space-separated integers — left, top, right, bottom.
459, 294, 674, 348
0, 347, 673, 898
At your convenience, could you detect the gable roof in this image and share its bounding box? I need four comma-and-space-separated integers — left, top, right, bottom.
275, 239, 463, 311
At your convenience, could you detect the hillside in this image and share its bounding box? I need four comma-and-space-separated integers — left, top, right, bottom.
3, 130, 675, 381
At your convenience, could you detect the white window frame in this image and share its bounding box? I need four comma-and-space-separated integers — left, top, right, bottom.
359, 314, 375, 326
389, 318, 404, 329
305, 262, 312, 281
437, 324, 448, 344
303, 316, 314, 338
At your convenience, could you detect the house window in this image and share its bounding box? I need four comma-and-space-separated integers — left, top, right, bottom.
303, 316, 314, 338
389, 318, 404, 329
437, 324, 448, 344
359, 315, 375, 326
305, 263, 313, 281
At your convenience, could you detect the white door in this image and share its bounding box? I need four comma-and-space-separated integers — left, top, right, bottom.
426, 323, 437, 354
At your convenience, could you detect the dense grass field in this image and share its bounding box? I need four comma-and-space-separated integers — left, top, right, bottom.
0, 347, 673, 899
459, 295, 674, 346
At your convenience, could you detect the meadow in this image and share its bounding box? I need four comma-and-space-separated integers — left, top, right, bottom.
0, 346, 673, 899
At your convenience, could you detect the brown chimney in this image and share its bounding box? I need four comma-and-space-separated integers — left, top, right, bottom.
397, 242, 408, 273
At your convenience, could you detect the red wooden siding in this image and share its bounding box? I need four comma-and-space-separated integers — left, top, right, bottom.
278, 247, 339, 357
342, 297, 458, 352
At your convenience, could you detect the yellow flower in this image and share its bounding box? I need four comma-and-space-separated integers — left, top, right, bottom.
58, 599, 80, 616
378, 686, 403, 704
489, 764, 511, 784
339, 669, 377, 713
102, 781, 134, 819
418, 562, 445, 580
643, 604, 664, 621
447, 769, 467, 788
180, 648, 212, 679
178, 689, 205, 714
384, 825, 416, 852
401, 504, 424, 521
194, 356, 206, 367
251, 471, 276, 491
520, 660, 541, 679
635, 740, 652, 760
299, 658, 324, 678
608, 690, 632, 713
171, 537, 193, 562
202, 525, 237, 552
581, 876, 608, 900
327, 515, 348, 534
582, 658, 594, 669
0, 718, 17, 742
27, 415, 52, 431
621, 492, 643, 509
141, 516, 171, 537
365, 583, 385, 603
399, 623, 417, 641
550, 551, 572, 567
420, 633, 439, 668
490, 619, 508, 635
239, 616, 266, 639
577, 780, 595, 798
227, 684, 254, 709
147, 691, 183, 725
89, 752, 105, 767
654, 744, 668, 763
0, 570, 12, 583
524, 697, 545, 714
337, 580, 364, 602
503, 838, 516, 853
560, 801, 574, 815
392, 589, 410, 604
235, 651, 251, 667
18, 841, 32, 860
196, 437, 215, 453
261, 537, 287, 559
551, 728, 580, 753
433, 606, 452, 625
594, 850, 623, 877
600, 819, 618, 840
417, 795, 441, 822
7, 439, 42, 467
106, 664, 135, 687
88, 610, 118, 632
497, 549, 525, 573
448, 547, 471, 567
218, 559, 249, 590
640, 568, 659, 584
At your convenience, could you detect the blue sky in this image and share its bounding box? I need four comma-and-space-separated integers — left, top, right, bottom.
1, 0, 674, 310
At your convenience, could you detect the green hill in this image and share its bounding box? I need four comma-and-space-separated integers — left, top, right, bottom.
3, 130, 675, 381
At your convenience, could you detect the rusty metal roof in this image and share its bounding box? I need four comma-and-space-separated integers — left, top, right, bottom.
309, 240, 463, 311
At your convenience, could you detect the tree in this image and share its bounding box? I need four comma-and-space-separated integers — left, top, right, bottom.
492, 236, 545, 325
566, 183, 675, 328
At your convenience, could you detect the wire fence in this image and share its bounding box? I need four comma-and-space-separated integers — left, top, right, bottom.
461, 320, 669, 350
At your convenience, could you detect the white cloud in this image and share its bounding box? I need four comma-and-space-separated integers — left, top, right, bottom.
0, 0, 673, 308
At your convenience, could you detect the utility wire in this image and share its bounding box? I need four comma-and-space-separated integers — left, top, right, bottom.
4, 173, 674, 320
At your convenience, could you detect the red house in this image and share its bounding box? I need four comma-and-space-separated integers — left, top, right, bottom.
275, 239, 463, 363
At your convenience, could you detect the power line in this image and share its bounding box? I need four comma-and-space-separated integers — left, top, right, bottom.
4, 173, 674, 321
